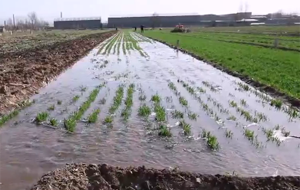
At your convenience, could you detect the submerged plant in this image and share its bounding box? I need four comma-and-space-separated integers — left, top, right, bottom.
79, 86, 87, 92
47, 105, 55, 111
240, 99, 247, 106
179, 96, 188, 106
158, 125, 172, 137
138, 104, 151, 117
99, 98, 106, 105
227, 115, 236, 121
72, 95, 80, 102
50, 118, 58, 127
225, 129, 233, 138
270, 99, 282, 109
35, 112, 49, 123
57, 100, 62, 105
88, 109, 100, 123
168, 82, 177, 91
139, 94, 147, 101
171, 110, 184, 119
188, 112, 197, 120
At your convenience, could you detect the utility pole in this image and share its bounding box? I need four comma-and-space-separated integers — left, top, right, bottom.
13, 14, 15, 30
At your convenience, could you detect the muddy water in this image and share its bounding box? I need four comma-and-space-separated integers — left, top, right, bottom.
1, 32, 300, 190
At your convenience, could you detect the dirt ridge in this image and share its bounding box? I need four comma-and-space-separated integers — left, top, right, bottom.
0, 31, 116, 114
147, 36, 300, 110
30, 163, 300, 190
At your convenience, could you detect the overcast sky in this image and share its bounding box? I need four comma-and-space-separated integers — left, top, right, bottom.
0, 0, 299, 24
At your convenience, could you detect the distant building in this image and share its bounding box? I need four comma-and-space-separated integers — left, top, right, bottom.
107, 12, 253, 28
0, 26, 4, 33
54, 17, 102, 29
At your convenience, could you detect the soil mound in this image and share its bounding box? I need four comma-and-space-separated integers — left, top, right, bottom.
30, 164, 300, 190
0, 31, 116, 114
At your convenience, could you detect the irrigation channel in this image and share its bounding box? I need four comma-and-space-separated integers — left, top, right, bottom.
1, 31, 300, 190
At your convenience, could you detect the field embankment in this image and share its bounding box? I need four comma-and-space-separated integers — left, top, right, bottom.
143, 29, 300, 108
0, 31, 116, 113
30, 164, 300, 190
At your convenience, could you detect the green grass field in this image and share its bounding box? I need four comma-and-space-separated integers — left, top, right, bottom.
143, 29, 300, 100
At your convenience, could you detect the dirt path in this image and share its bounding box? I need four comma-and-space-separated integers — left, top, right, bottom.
0, 31, 116, 114
30, 164, 300, 190
0, 31, 299, 190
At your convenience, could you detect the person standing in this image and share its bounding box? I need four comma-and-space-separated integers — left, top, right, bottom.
140, 25, 144, 33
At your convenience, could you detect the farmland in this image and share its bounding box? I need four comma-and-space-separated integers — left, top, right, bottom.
0, 30, 300, 190
143, 27, 300, 104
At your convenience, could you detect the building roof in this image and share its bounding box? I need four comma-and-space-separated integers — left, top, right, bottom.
54, 17, 101, 21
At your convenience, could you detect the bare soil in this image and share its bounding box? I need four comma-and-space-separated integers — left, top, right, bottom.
0, 31, 116, 114
30, 164, 300, 190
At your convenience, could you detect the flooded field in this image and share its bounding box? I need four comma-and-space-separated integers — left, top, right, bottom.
1, 31, 300, 190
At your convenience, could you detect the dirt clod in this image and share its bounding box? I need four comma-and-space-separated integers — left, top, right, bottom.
30, 164, 300, 190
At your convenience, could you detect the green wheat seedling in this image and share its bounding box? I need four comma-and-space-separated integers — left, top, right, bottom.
139, 94, 147, 101
0, 110, 19, 127
109, 86, 124, 114
64, 118, 76, 132
256, 112, 267, 122
240, 99, 247, 107
237, 82, 250, 91
202, 129, 220, 150
244, 129, 255, 141
197, 87, 206, 93
154, 104, 166, 122
158, 125, 172, 137
179, 120, 191, 136
79, 86, 87, 92
287, 107, 298, 119
226, 129, 233, 139
240, 109, 253, 122
47, 105, 55, 111
262, 127, 274, 141
188, 112, 197, 120
151, 95, 161, 103
57, 100, 62, 105
227, 115, 237, 121
179, 96, 188, 106
229, 101, 237, 108
88, 109, 100, 123
121, 84, 135, 120
104, 115, 113, 124
99, 98, 106, 105
168, 82, 177, 91
50, 118, 58, 127
171, 110, 184, 119
64, 88, 100, 132
138, 105, 151, 117
270, 99, 282, 109
35, 112, 49, 123
72, 95, 80, 102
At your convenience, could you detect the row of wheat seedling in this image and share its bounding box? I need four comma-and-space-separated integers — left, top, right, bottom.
121, 84, 135, 121
104, 85, 125, 126
63, 87, 101, 132
201, 129, 220, 150
237, 82, 299, 120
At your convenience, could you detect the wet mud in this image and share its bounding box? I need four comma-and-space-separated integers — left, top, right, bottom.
30, 164, 300, 190
0, 31, 116, 114
146, 37, 300, 110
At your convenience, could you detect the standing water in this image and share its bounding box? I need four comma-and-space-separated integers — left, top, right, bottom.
0, 31, 300, 190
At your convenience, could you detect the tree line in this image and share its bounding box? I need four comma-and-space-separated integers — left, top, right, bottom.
4, 12, 50, 31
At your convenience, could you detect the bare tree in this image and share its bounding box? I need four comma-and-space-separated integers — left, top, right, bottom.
151, 13, 160, 29
28, 12, 38, 29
